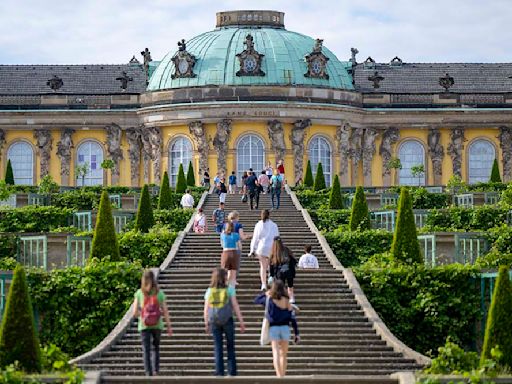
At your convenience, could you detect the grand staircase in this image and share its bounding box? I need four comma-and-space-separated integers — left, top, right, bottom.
76, 191, 424, 383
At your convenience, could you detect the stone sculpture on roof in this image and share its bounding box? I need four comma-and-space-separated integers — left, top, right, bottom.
349, 48, 359, 64
304, 38, 330, 79
368, 71, 384, 89
116, 71, 133, 90
140, 48, 152, 85
189, 121, 209, 176
439, 73, 455, 92
56, 128, 75, 182
290, 119, 311, 184
34, 129, 53, 179
47, 75, 63, 91
171, 39, 197, 79
236, 34, 265, 77
213, 119, 232, 175
267, 120, 286, 163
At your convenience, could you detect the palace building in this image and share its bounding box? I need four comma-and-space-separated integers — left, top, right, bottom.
1, 10, 512, 188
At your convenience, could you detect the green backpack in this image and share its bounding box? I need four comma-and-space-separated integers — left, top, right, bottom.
207, 288, 233, 326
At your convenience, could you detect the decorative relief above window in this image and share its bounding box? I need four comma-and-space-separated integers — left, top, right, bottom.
236, 34, 265, 77
171, 39, 197, 79
304, 39, 329, 79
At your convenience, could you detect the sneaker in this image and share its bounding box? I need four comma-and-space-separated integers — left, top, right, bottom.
260, 284, 267, 291
290, 298, 295, 304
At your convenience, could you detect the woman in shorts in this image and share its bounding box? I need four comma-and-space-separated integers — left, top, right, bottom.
220, 221, 240, 287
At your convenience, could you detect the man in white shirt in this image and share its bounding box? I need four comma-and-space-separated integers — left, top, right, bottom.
180, 189, 194, 208
298, 245, 319, 269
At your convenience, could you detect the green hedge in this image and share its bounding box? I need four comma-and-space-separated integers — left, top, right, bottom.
0, 206, 74, 232
354, 263, 481, 355
477, 225, 512, 268
295, 189, 331, 210
154, 209, 193, 231
0, 235, 17, 259
324, 228, 392, 267
425, 206, 509, 232
51, 190, 100, 211
28, 259, 142, 357
310, 209, 351, 231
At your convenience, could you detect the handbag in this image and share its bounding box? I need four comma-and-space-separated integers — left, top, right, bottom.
241, 194, 248, 203
260, 296, 270, 346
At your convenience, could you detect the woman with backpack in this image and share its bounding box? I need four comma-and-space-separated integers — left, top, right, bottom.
250, 209, 280, 291
204, 268, 246, 377
269, 236, 297, 304
254, 279, 300, 377
132, 270, 173, 377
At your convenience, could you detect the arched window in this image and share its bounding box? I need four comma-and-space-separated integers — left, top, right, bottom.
76, 141, 103, 186
169, 137, 192, 186
468, 139, 495, 184
398, 140, 426, 186
237, 135, 265, 183
7, 141, 34, 185
308, 136, 332, 186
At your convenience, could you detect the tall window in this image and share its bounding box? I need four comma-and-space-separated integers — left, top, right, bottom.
7, 141, 34, 185
308, 136, 332, 186
468, 139, 495, 184
76, 141, 103, 186
237, 135, 265, 184
169, 137, 192, 186
398, 140, 425, 186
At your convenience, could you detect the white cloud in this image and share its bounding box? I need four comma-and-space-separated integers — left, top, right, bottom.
0, 0, 510, 64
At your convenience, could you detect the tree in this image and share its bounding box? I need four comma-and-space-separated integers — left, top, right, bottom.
391, 187, 422, 263
490, 159, 502, 183
313, 162, 327, 191
101, 159, 115, 185
175, 164, 187, 194
186, 161, 195, 186
386, 157, 402, 185
75, 163, 89, 187
481, 265, 512, 368
329, 174, 344, 209
4, 159, 14, 185
90, 190, 120, 261
135, 184, 154, 233
304, 160, 314, 187
38, 174, 59, 195
411, 164, 425, 186
349, 186, 370, 231
0, 265, 41, 372
158, 171, 173, 210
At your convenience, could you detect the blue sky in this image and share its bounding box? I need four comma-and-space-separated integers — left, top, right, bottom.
0, 0, 510, 64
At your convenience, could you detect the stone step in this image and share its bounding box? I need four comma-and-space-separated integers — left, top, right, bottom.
101, 349, 400, 357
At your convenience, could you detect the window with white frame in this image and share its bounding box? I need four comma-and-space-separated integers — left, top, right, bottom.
237, 135, 265, 184
308, 136, 332, 186
7, 141, 34, 185
398, 140, 425, 186
468, 139, 495, 184
169, 137, 192, 186
76, 141, 103, 186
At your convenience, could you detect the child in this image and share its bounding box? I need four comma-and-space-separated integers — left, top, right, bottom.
193, 208, 207, 234
298, 245, 319, 269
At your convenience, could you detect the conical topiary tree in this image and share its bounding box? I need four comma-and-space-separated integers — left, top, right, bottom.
304, 160, 314, 187
175, 164, 187, 194
186, 161, 195, 186
490, 159, 502, 183
329, 174, 344, 209
391, 187, 422, 263
349, 186, 370, 231
158, 171, 173, 210
90, 190, 120, 261
313, 162, 327, 191
4, 159, 14, 185
0, 265, 41, 372
136, 184, 154, 233
481, 265, 512, 368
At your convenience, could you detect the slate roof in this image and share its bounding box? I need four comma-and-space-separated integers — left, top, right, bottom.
0, 64, 147, 95
353, 62, 512, 93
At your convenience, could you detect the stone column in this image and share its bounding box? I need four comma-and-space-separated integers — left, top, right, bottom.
105, 124, 123, 185
447, 127, 465, 178
126, 126, 142, 187
378, 127, 400, 187
267, 120, 286, 164
335, 122, 351, 186
34, 129, 53, 180
188, 121, 210, 177
499, 126, 512, 182
428, 128, 444, 185
56, 128, 75, 186
213, 119, 232, 175
349, 127, 364, 186
290, 119, 311, 184
362, 127, 378, 186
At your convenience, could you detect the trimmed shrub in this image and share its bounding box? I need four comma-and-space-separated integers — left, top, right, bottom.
391, 187, 421, 264
313, 162, 326, 191
0, 265, 41, 372
175, 164, 187, 194
411, 188, 451, 209
310, 209, 351, 231
424, 338, 479, 374
0, 206, 74, 233
186, 161, 195, 186
295, 189, 330, 210
154, 208, 193, 231
328, 175, 344, 209
349, 186, 370, 231
135, 185, 154, 233
304, 160, 313, 187
4, 159, 14, 185
324, 228, 392, 266
490, 158, 502, 183
158, 171, 173, 210
481, 265, 512, 367
51, 189, 99, 210
90, 191, 120, 261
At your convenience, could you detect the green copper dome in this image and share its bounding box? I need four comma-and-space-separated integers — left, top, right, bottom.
148, 11, 354, 91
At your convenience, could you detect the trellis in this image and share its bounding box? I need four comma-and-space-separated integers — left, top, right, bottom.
17, 235, 47, 270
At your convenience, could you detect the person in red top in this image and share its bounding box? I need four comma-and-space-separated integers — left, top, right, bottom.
277, 160, 285, 176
